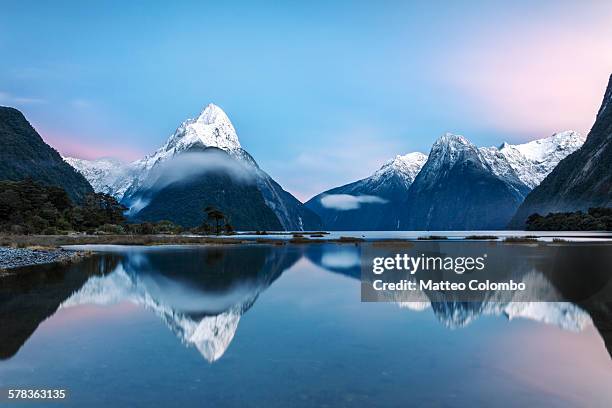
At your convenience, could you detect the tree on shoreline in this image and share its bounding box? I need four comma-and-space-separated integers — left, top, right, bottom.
526, 208, 612, 231
202, 206, 234, 234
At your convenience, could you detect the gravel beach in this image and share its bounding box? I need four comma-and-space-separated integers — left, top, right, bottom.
0, 247, 85, 273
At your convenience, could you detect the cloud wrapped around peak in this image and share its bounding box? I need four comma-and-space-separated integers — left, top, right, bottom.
320, 194, 388, 210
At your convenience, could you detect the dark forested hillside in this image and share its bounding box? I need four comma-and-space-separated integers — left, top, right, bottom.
0, 179, 125, 234
0, 106, 93, 203
131, 169, 283, 230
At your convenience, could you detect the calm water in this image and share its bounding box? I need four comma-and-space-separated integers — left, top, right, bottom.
1, 243, 612, 407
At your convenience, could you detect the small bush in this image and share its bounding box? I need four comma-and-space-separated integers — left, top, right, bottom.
42, 226, 58, 235
98, 224, 125, 234
417, 235, 448, 240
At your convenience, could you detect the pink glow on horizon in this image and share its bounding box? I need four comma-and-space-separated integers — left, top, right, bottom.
490, 323, 612, 403
40, 128, 146, 162
437, 11, 612, 140
42, 302, 143, 331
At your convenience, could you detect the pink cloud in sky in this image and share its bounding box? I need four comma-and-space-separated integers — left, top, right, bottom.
39, 127, 145, 162
436, 11, 612, 140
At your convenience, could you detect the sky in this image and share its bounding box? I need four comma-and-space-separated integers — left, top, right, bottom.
1, 0, 611, 200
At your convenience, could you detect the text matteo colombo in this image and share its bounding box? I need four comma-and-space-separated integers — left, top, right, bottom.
370, 253, 526, 292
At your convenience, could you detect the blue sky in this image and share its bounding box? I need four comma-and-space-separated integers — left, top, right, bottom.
1, 0, 611, 200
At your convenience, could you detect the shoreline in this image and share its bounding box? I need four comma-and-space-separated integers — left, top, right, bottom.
0, 233, 367, 249
1, 231, 612, 249
0, 246, 91, 275
2, 232, 612, 274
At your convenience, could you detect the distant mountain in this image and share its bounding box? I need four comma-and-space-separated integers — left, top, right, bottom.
400, 133, 531, 230
305, 152, 427, 230
0, 106, 93, 203
63, 157, 130, 197
306, 130, 583, 231
66, 104, 321, 230
480, 131, 584, 189
511, 74, 612, 227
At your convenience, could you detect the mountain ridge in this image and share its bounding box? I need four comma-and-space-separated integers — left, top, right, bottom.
399, 132, 531, 230
306, 131, 581, 230
0, 106, 93, 203
305, 152, 428, 230
66, 104, 321, 230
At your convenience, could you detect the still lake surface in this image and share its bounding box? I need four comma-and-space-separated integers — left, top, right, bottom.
1, 242, 612, 407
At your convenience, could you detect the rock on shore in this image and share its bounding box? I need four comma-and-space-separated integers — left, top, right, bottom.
0, 247, 83, 272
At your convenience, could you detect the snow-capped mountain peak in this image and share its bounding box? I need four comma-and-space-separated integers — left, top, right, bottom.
505, 130, 584, 162
67, 103, 244, 202
434, 132, 470, 147
162, 103, 241, 155
428, 132, 484, 170
196, 103, 232, 125
63, 103, 320, 231
483, 131, 584, 189
372, 152, 428, 184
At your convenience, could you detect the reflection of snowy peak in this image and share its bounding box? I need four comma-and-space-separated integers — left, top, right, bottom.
480, 131, 584, 189
61, 265, 259, 362
369, 272, 592, 331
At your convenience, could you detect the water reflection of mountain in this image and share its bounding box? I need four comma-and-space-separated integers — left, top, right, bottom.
0, 256, 120, 360
2, 242, 611, 362
304, 242, 612, 357
61, 245, 302, 362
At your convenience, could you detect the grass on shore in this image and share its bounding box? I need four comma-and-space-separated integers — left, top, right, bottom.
0, 233, 366, 249
503, 236, 539, 243
0, 234, 255, 249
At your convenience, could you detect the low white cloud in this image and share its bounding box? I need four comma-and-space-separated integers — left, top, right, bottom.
320, 194, 388, 210
143, 150, 256, 192
125, 150, 256, 213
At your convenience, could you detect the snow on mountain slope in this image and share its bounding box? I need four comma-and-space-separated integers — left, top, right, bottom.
65, 104, 246, 201
134, 103, 242, 170
401, 132, 531, 230
64, 104, 320, 230
368, 269, 591, 331
61, 265, 252, 362
63, 157, 133, 198
120, 103, 245, 200
367, 152, 428, 191
481, 131, 584, 189
305, 151, 427, 230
